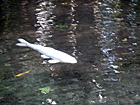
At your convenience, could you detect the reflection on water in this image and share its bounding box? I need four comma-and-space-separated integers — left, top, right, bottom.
35, 1, 55, 45
94, 0, 140, 104
1, 0, 140, 105
94, 0, 121, 77
35, 0, 78, 65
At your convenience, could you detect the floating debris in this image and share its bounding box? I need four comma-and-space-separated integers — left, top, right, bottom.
52, 101, 57, 105
132, 43, 137, 46
61, 2, 68, 5
39, 87, 53, 94
42, 102, 45, 104
109, 65, 119, 69
122, 38, 127, 42
118, 57, 123, 60
92, 79, 102, 88
46, 98, 57, 105
98, 93, 106, 103
103, 77, 120, 82
102, 48, 112, 54
46, 99, 52, 103
114, 70, 124, 74
15, 71, 30, 78
51, 73, 55, 77
115, 36, 119, 40
59, 25, 68, 28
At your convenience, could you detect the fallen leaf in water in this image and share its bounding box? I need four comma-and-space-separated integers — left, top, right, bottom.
51, 73, 54, 77
46, 98, 52, 103
46, 98, 57, 105
118, 58, 123, 60
115, 36, 119, 40
61, 2, 68, 5
122, 38, 127, 42
121, 52, 131, 55
59, 25, 68, 28
114, 70, 124, 74
4, 86, 11, 89
39, 87, 53, 94
114, 70, 120, 73
15, 71, 30, 78
52, 101, 57, 105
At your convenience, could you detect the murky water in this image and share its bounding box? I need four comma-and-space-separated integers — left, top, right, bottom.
1, 0, 140, 105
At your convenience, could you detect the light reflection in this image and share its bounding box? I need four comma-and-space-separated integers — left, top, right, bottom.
34, 0, 78, 66
35, 1, 56, 65
94, 1, 121, 76
66, 0, 78, 57
35, 0, 55, 46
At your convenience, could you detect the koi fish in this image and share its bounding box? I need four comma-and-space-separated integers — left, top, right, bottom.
16, 38, 77, 64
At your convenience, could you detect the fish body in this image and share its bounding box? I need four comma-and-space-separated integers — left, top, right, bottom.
16, 38, 77, 64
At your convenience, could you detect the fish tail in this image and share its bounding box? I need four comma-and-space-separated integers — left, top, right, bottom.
16, 38, 30, 47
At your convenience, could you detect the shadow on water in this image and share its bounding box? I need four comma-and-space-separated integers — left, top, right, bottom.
1, 0, 140, 105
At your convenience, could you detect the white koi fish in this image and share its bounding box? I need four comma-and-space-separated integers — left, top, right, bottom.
16, 38, 77, 64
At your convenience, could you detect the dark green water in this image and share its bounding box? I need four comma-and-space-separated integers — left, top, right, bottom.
0, 0, 140, 105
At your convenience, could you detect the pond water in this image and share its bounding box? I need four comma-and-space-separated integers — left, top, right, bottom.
1, 0, 140, 105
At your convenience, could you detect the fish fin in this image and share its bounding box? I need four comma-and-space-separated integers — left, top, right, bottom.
48, 60, 60, 64
41, 55, 50, 59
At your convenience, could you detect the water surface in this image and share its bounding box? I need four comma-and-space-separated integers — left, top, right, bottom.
0, 0, 140, 105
